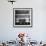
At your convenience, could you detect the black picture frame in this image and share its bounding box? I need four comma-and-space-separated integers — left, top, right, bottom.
13, 8, 33, 28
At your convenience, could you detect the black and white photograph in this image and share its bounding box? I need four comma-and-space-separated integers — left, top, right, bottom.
13, 8, 32, 27
0, 0, 46, 46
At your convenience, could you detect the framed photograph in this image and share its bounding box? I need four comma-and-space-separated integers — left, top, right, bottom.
13, 8, 33, 27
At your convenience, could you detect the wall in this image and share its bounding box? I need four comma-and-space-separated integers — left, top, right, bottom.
0, 0, 46, 42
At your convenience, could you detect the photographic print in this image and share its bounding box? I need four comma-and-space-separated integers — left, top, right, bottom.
13, 8, 33, 27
